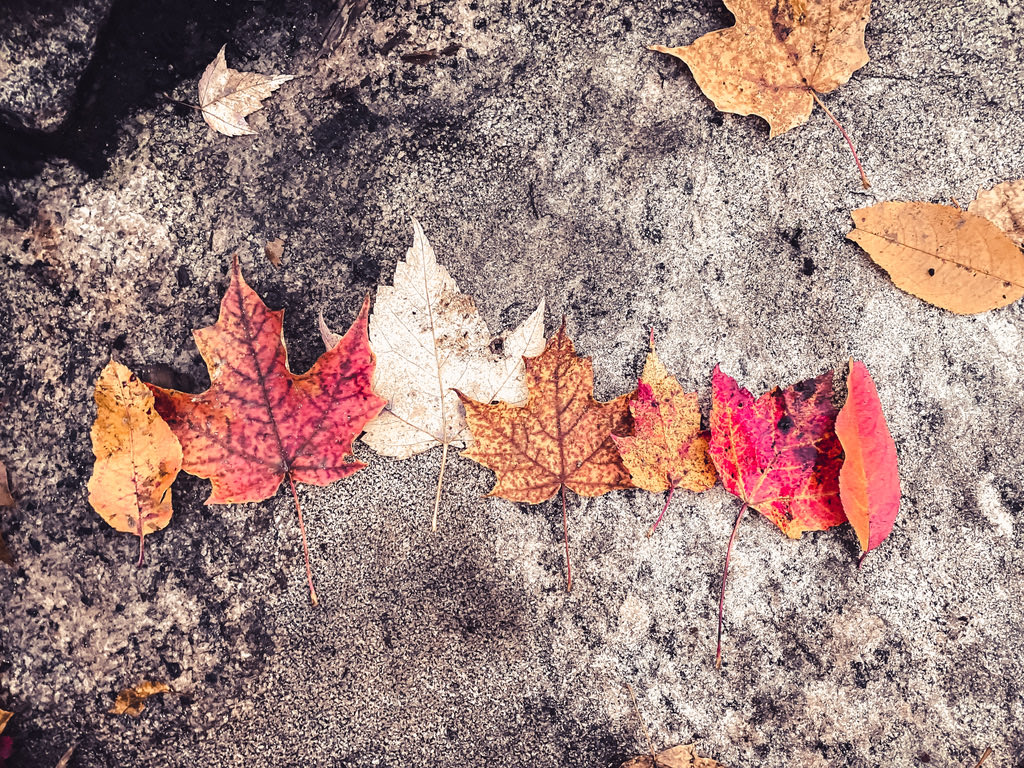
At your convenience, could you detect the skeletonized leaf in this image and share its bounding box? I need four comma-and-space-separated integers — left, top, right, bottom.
621, 744, 726, 768
651, 0, 870, 137
88, 361, 183, 564
835, 360, 900, 557
323, 219, 544, 530
109, 681, 170, 717
969, 180, 1024, 247
848, 201, 1024, 314
198, 45, 294, 136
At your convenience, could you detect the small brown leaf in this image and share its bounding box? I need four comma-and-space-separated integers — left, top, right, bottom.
620, 744, 726, 768
0, 461, 13, 506
109, 681, 170, 717
198, 46, 294, 137
265, 237, 285, 267
969, 180, 1024, 247
848, 201, 1024, 314
0, 708, 11, 734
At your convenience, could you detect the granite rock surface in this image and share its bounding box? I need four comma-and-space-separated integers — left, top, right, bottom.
0, 1, 1022, 767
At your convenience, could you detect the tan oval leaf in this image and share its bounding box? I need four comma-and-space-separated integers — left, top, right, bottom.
847, 201, 1024, 314
969, 179, 1024, 247
621, 744, 726, 768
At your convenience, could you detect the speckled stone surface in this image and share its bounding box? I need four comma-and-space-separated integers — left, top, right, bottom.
1, 1, 1022, 766
0, 0, 113, 132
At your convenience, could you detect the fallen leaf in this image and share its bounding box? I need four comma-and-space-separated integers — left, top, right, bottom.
651, 0, 871, 138
621, 744, 726, 768
0, 462, 13, 507
0, 710, 10, 733
968, 180, 1024, 247
0, 709, 11, 764
835, 360, 900, 561
108, 681, 170, 717
612, 338, 716, 536
458, 323, 633, 590
848, 201, 1024, 314
198, 45, 294, 137
709, 366, 844, 665
265, 237, 285, 267
87, 361, 183, 565
325, 219, 544, 530
54, 744, 76, 768
149, 256, 385, 604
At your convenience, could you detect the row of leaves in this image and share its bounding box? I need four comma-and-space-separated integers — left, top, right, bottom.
87, 221, 899, 665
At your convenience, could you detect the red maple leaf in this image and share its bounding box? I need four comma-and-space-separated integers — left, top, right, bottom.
708, 365, 844, 665
149, 257, 385, 604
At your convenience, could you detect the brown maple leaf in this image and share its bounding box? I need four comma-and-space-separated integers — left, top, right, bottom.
149, 256, 385, 604
652, 0, 871, 184
457, 323, 632, 590
198, 46, 294, 137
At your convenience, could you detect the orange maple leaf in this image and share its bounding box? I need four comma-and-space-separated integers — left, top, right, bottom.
612, 339, 716, 536
149, 257, 386, 604
457, 323, 633, 590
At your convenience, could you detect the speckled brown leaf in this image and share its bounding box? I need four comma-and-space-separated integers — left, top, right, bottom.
265, 237, 285, 267
108, 681, 170, 717
458, 324, 632, 590
848, 201, 1024, 314
651, 0, 871, 137
969, 180, 1024, 247
621, 744, 725, 768
198, 46, 294, 136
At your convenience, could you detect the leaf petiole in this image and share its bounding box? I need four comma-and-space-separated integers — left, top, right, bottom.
716, 501, 749, 669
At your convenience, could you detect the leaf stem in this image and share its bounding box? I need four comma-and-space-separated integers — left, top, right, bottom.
625, 682, 656, 760
716, 501, 749, 669
137, 533, 145, 568
431, 441, 449, 532
858, 551, 867, 569
562, 484, 572, 592
647, 484, 676, 537
809, 91, 871, 189
288, 473, 320, 606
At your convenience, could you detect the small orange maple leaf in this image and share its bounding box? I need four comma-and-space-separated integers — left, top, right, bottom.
457, 323, 633, 591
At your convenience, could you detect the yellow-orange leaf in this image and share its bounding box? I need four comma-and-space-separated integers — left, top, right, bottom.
108, 681, 170, 717
651, 0, 870, 137
848, 201, 1024, 314
87, 361, 182, 563
621, 744, 726, 768
969, 180, 1024, 247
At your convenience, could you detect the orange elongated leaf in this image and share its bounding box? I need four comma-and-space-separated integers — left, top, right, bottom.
708, 366, 843, 666
835, 360, 900, 560
149, 257, 385, 604
108, 681, 170, 717
612, 339, 716, 536
848, 201, 1024, 314
458, 324, 633, 590
87, 361, 183, 565
621, 745, 725, 768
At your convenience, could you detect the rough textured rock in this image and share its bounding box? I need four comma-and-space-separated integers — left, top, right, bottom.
0, 0, 113, 132
0, 0, 1022, 767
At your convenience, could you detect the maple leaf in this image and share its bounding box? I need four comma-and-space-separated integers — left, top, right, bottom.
198, 45, 294, 137
457, 323, 632, 590
708, 366, 843, 665
847, 201, 1024, 314
149, 257, 385, 604
620, 745, 726, 768
108, 681, 170, 717
968, 180, 1024, 248
835, 360, 900, 562
87, 361, 183, 565
612, 337, 716, 536
323, 219, 545, 531
652, 0, 871, 184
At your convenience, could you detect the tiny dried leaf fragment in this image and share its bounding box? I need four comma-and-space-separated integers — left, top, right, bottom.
328, 219, 544, 530
969, 180, 1024, 247
109, 681, 170, 717
198, 45, 294, 136
87, 361, 183, 565
835, 360, 900, 559
150, 256, 385, 604
613, 341, 716, 535
652, 0, 871, 137
265, 237, 285, 267
0, 708, 11, 764
621, 744, 726, 768
709, 366, 844, 665
458, 324, 632, 590
848, 201, 1024, 314
0, 461, 13, 567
